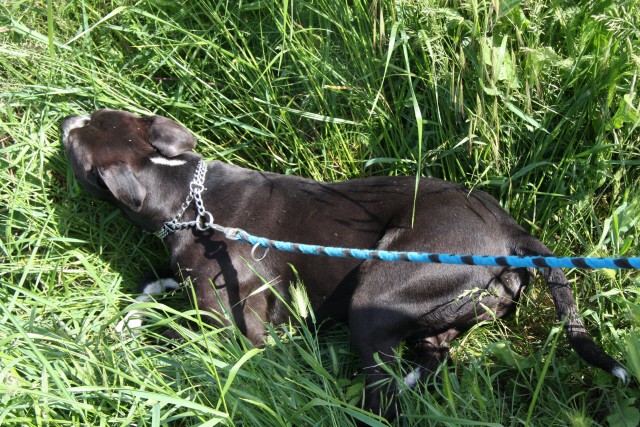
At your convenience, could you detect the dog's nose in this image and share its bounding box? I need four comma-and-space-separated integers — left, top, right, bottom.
61, 115, 90, 142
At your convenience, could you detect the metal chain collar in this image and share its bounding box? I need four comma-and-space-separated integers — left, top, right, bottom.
153, 159, 268, 259
154, 160, 215, 239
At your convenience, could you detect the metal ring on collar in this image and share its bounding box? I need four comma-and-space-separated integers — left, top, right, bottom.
196, 211, 214, 231
190, 182, 204, 193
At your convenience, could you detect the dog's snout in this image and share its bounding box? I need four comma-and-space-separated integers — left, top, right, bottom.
61, 115, 91, 132
61, 115, 91, 143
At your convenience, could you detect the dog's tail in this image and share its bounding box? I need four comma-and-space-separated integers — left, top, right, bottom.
540, 266, 626, 381
516, 242, 626, 382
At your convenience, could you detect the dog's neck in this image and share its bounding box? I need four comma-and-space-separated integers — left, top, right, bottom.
122, 154, 207, 234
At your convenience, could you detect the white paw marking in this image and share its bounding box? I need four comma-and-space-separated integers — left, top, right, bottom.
150, 157, 186, 167
403, 367, 423, 388
115, 309, 144, 333
115, 278, 180, 334
115, 311, 144, 332
140, 278, 180, 295
612, 366, 627, 383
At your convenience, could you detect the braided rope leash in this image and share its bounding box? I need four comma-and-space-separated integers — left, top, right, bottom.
226, 228, 640, 269
156, 159, 640, 270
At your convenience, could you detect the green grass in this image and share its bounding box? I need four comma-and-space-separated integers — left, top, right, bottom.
1, 0, 639, 425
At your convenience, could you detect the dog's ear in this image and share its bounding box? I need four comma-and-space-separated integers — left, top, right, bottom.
98, 162, 147, 212
148, 116, 196, 157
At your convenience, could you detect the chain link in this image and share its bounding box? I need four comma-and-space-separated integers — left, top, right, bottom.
155, 160, 211, 239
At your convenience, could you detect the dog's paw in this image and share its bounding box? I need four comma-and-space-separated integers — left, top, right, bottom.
402, 367, 423, 389
115, 278, 180, 335
138, 277, 180, 295
611, 365, 628, 383
115, 308, 145, 333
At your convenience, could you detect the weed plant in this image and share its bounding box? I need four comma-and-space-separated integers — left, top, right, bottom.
1, 0, 639, 425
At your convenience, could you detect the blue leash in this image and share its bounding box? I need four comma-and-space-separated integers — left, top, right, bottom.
157, 161, 639, 270
223, 228, 640, 270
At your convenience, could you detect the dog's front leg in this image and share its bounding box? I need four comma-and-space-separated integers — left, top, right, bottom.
187, 273, 271, 346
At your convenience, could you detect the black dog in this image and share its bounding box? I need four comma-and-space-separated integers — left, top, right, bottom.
61, 109, 625, 419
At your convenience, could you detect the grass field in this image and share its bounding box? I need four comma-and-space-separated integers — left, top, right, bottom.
1, 0, 639, 425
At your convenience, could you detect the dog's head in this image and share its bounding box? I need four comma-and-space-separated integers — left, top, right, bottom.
61, 109, 196, 212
